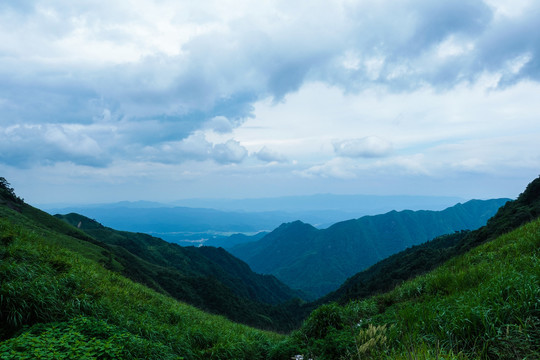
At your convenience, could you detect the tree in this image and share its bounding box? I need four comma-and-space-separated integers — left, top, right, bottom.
0, 177, 23, 204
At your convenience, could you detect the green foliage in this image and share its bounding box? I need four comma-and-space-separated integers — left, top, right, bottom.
0, 218, 285, 359
0, 177, 23, 205
302, 303, 347, 339
288, 217, 540, 359
0, 316, 179, 359
287, 301, 383, 359
230, 199, 508, 298
54, 213, 306, 332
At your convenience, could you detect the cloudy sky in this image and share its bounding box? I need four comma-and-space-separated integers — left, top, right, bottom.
1, 0, 539, 205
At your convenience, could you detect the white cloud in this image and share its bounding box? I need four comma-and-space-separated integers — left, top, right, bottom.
333, 136, 393, 158
165, 132, 213, 162
436, 36, 475, 58
254, 146, 288, 163
212, 139, 248, 164
300, 158, 359, 179
141, 132, 248, 164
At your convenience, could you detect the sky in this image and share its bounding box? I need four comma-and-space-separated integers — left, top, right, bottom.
1, 0, 539, 205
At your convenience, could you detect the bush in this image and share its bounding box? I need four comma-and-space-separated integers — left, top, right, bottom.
0, 316, 180, 359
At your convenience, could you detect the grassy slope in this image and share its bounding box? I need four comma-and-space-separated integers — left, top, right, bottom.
0, 197, 306, 332
0, 217, 291, 360
4, 210, 535, 359
54, 212, 302, 306
286, 217, 540, 359
325, 175, 540, 305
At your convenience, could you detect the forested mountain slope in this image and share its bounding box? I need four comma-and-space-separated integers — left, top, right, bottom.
322, 175, 540, 305
230, 198, 509, 298
2, 176, 539, 359
55, 213, 303, 306
0, 181, 305, 332
285, 216, 540, 359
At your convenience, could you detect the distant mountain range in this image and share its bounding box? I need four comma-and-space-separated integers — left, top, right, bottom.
41, 194, 465, 242
170, 194, 465, 213
312, 174, 540, 308
229, 198, 510, 298
44, 195, 510, 299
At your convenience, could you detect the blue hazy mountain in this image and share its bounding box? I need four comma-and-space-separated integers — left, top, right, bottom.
42, 194, 465, 244
229, 198, 510, 298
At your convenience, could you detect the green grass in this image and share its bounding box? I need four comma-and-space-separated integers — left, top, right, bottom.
2, 217, 538, 359
1, 202, 305, 333
0, 204, 123, 272
287, 217, 540, 359
1, 176, 539, 359
0, 218, 288, 359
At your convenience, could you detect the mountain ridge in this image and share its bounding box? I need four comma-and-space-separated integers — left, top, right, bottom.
319, 175, 540, 305
2, 175, 539, 359
230, 198, 510, 298
0, 183, 306, 332
41, 194, 467, 241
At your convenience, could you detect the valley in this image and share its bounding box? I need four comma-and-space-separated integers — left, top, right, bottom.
3, 2, 539, 358
1, 175, 539, 359
229, 198, 508, 298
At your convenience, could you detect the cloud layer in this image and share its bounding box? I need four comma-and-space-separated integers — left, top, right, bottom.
1, 0, 539, 202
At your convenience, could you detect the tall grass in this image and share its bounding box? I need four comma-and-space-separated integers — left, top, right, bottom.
288, 218, 540, 359
385, 217, 540, 358
1, 209, 539, 359
0, 218, 286, 359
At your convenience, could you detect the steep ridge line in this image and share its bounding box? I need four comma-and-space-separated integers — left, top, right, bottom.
230, 198, 510, 298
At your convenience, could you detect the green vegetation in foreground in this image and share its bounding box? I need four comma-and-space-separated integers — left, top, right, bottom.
2, 175, 540, 359
0, 218, 290, 359
283, 217, 540, 359
0, 177, 306, 333
2, 209, 538, 359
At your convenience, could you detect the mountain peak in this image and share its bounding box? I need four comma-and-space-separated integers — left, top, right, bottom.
230, 198, 509, 298
276, 220, 317, 232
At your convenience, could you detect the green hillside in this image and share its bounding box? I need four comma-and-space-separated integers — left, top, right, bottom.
2, 175, 539, 359
230, 198, 509, 298
54, 213, 303, 306
0, 180, 305, 333
0, 217, 290, 359
283, 216, 540, 359
324, 175, 540, 305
